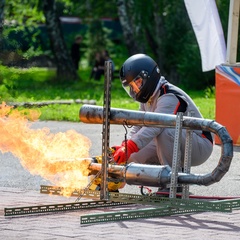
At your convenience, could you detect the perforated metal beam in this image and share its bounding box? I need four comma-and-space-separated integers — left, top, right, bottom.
80, 206, 205, 225
80, 197, 240, 225
109, 192, 232, 212
40, 185, 100, 198
4, 200, 129, 216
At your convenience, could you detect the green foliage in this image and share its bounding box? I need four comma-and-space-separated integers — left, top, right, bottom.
186, 90, 215, 120
66, 0, 118, 19
2, 0, 231, 91
0, 65, 55, 100
176, 39, 215, 90
5, 0, 45, 24
0, 66, 216, 121
204, 86, 216, 99
85, 19, 110, 66
3, 1, 45, 56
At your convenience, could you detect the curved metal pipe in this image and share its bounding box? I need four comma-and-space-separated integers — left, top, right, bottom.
80, 105, 233, 186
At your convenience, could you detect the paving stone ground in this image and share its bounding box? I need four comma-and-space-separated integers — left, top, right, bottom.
1, 121, 240, 239
1, 187, 240, 240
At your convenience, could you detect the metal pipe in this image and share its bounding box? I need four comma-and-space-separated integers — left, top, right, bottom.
88, 161, 172, 187
81, 105, 233, 186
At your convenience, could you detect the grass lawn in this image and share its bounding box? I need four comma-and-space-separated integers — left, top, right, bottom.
0, 66, 216, 122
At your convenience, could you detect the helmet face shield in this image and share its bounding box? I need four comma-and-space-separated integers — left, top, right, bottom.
122, 73, 146, 100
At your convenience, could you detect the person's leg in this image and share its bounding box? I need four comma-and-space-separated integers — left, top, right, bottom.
128, 140, 160, 165
187, 132, 213, 166
74, 59, 79, 69
155, 128, 213, 167
94, 70, 101, 80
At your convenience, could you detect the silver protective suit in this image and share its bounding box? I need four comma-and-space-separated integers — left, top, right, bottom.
128, 77, 213, 167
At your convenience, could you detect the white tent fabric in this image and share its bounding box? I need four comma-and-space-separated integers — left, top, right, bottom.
184, 0, 226, 71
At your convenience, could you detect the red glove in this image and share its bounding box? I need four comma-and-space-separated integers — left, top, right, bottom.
111, 144, 123, 152
113, 140, 139, 164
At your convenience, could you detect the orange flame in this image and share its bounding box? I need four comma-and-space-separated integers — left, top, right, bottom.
0, 102, 92, 195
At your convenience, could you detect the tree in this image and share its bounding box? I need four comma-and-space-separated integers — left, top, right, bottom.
41, 0, 78, 81
114, 0, 215, 88
0, 0, 5, 51
2, 0, 232, 89
2, 0, 78, 81
87, 19, 108, 66
116, 0, 143, 55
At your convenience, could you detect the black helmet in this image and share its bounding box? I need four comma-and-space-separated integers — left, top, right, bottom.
119, 54, 161, 103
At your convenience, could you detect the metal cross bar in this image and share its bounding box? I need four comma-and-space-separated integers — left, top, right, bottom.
40, 185, 101, 199
4, 200, 130, 217
109, 192, 232, 212
81, 198, 240, 225
80, 206, 208, 225
213, 198, 240, 209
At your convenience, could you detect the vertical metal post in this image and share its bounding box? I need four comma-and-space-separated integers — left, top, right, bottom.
182, 111, 194, 199
101, 61, 112, 200
226, 0, 240, 64
169, 112, 183, 198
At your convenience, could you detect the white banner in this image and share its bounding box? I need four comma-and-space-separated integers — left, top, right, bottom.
184, 0, 226, 71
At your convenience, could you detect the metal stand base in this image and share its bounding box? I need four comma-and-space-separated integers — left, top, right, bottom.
4, 184, 240, 227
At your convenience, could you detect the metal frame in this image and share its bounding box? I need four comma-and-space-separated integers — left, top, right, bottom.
169, 112, 183, 198
101, 61, 112, 200
4, 199, 130, 217
6, 188, 238, 217
182, 111, 194, 199
226, 0, 240, 64
80, 105, 233, 186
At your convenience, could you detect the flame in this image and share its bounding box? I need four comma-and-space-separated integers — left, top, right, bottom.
0, 102, 92, 196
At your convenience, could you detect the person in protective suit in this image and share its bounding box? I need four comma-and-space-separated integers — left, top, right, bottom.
71, 35, 82, 70
113, 54, 213, 170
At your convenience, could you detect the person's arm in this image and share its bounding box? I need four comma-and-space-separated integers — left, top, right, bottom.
112, 94, 180, 164
127, 103, 145, 138
130, 94, 180, 149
